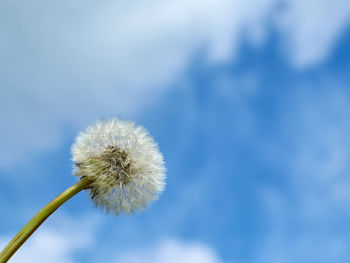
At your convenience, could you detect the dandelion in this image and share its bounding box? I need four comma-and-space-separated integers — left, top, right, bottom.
72, 119, 166, 214
0, 119, 166, 262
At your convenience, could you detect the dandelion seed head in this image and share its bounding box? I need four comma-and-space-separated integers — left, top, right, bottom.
71, 119, 166, 214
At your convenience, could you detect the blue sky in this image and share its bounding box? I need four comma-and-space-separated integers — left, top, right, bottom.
1, 0, 350, 262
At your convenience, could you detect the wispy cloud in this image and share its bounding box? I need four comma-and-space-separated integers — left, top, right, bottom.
276, 0, 350, 67
116, 238, 226, 263
0, 214, 100, 263
255, 80, 350, 262
1, 0, 349, 166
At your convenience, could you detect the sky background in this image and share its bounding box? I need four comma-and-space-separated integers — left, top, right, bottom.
1, 0, 350, 262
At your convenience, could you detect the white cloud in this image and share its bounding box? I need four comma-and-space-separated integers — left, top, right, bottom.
0, 0, 276, 167
0, 214, 100, 263
116, 238, 225, 263
0, 0, 350, 167
276, 0, 350, 67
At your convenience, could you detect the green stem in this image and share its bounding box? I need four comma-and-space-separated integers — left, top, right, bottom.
0, 178, 91, 263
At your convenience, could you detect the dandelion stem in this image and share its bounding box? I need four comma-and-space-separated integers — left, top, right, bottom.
0, 178, 91, 263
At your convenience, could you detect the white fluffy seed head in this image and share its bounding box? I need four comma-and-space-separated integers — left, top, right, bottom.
71, 119, 166, 215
